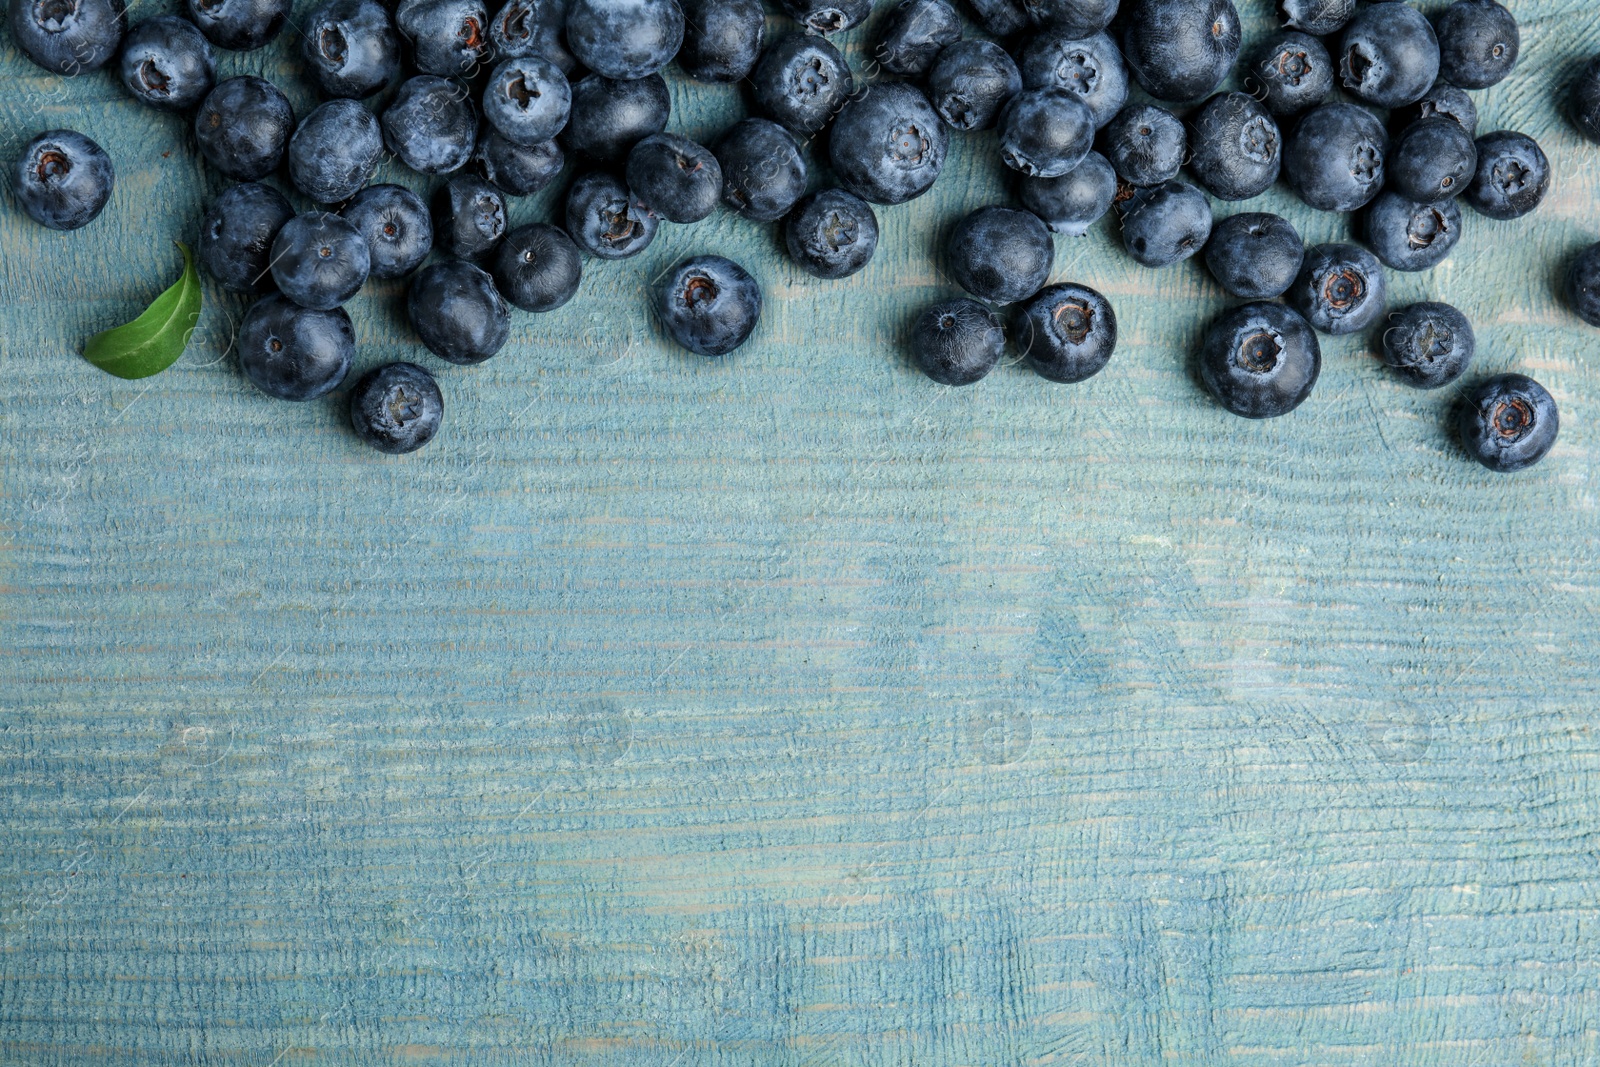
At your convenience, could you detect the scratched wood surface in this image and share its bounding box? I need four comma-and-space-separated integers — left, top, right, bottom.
3, 0, 1600, 1062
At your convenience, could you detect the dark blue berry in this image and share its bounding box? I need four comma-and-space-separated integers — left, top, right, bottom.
625, 133, 722, 224
1187, 92, 1280, 201
1572, 57, 1600, 145
120, 17, 214, 112
1021, 0, 1116, 36
15, 130, 114, 232
565, 171, 658, 258
1017, 31, 1128, 129
947, 206, 1054, 305
779, 0, 870, 35
270, 212, 371, 311
1411, 82, 1478, 136
1279, 0, 1352, 36
997, 87, 1093, 178
395, 0, 491, 78
288, 99, 383, 205
491, 222, 582, 311
350, 362, 444, 454
1101, 103, 1184, 186
10, 0, 123, 74
964, 0, 1028, 35
565, 0, 683, 80
482, 56, 571, 146
1362, 191, 1461, 273
342, 184, 432, 280
1288, 242, 1385, 336
199, 182, 293, 292
1015, 150, 1116, 236
1282, 102, 1386, 212
1200, 302, 1320, 419
1121, 0, 1239, 103
491, 0, 575, 71
1566, 242, 1600, 328
928, 41, 1020, 133
1457, 374, 1558, 472
1248, 31, 1330, 118
753, 33, 855, 137
1015, 282, 1116, 383
1339, 2, 1439, 109
407, 261, 510, 365
678, 0, 763, 82
1381, 302, 1474, 389
195, 76, 294, 182
717, 118, 808, 220
476, 128, 564, 195
1387, 117, 1476, 204
563, 73, 669, 161
1203, 212, 1303, 300
186, 0, 289, 51
1118, 180, 1211, 269
874, 0, 960, 78
432, 174, 507, 260
300, 0, 398, 99
910, 299, 1005, 386
784, 189, 879, 280
238, 294, 354, 401
1435, 0, 1517, 89
656, 255, 763, 357
382, 76, 477, 175
829, 83, 948, 204
1465, 130, 1549, 220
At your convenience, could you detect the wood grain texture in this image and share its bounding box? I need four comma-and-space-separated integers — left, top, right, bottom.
3, 0, 1600, 1063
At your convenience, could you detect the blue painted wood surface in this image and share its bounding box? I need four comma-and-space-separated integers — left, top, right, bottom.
4, 0, 1600, 1063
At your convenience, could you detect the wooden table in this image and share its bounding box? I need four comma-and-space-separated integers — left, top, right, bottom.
4, 1, 1599, 1062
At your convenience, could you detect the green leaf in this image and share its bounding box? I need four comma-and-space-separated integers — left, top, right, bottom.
82, 241, 203, 380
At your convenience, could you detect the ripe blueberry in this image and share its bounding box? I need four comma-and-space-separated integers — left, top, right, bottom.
928, 40, 1019, 133
1121, 0, 1239, 103
1187, 92, 1281, 201
14, 129, 114, 232
565, 171, 658, 258
1015, 282, 1116, 384
1200, 302, 1321, 419
120, 16, 215, 112
199, 182, 294, 292
874, 0, 961, 79
350, 362, 444, 454
1457, 374, 1558, 472
996, 87, 1093, 178
829, 82, 948, 204
482, 56, 571, 147
1282, 102, 1386, 212
186, 0, 289, 51
625, 133, 722, 224
1465, 130, 1549, 220
490, 0, 575, 71
432, 174, 507, 260
678, 0, 763, 82
716, 118, 808, 220
382, 76, 477, 175
1288, 243, 1386, 336
947, 206, 1054, 305
565, 0, 683, 80
407, 261, 510, 365
1387, 117, 1477, 204
910, 299, 1005, 386
270, 212, 371, 311
237, 294, 354, 401
1248, 31, 1331, 118
1102, 104, 1185, 187
342, 184, 432, 280
300, 0, 399, 99
1339, 2, 1439, 109
394, 0, 490, 78
1279, 0, 1353, 36
779, 0, 870, 35
1363, 191, 1462, 273
1015, 151, 1116, 237
753, 33, 855, 137
490, 223, 583, 312
563, 73, 670, 161
1016, 31, 1127, 130
195, 76, 294, 182
965, 0, 1028, 37
1434, 0, 1518, 89
476, 128, 564, 196
1021, 0, 1117, 37
784, 189, 880, 280
10, 0, 124, 74
1203, 212, 1303, 301
287, 99, 384, 205
1381, 302, 1474, 389
1411, 82, 1478, 136
1565, 242, 1600, 328
1118, 180, 1212, 269
656, 255, 763, 357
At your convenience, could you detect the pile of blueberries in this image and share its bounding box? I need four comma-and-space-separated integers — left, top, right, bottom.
6, 0, 1600, 468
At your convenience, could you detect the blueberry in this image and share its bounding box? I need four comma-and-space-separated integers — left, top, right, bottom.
1014, 282, 1116, 383
963, 0, 1028, 36
432, 174, 508, 260
565, 171, 658, 258
1016, 150, 1116, 236
490, 222, 582, 311
1020, 0, 1117, 37
407, 261, 510, 364
10, 0, 123, 74
482, 56, 571, 146
1121, 0, 1239, 103
928, 41, 1020, 133
829, 83, 948, 204
1017, 31, 1128, 129
717, 118, 808, 220
350, 362, 444, 454
490, 0, 575, 71
1362, 191, 1462, 273
784, 188, 879, 280
1434, 0, 1517, 89
14, 130, 114, 231
625, 132, 722, 223
1200, 302, 1320, 419
395, 0, 491, 78
1278, 0, 1352, 36
1247, 31, 1331, 118
753, 33, 855, 137
270, 212, 371, 311
1339, 2, 1439, 109
1457, 374, 1558, 472
1387, 117, 1476, 204
1282, 102, 1386, 213
1572, 56, 1600, 145
199, 182, 294, 292
947, 206, 1054, 305
300, 0, 398, 99
476, 129, 564, 195
1288, 242, 1385, 336
186, 0, 289, 51
563, 73, 670, 161
1117, 180, 1211, 269
678, 0, 763, 82
910, 299, 1005, 386
1465, 130, 1549, 221
1411, 82, 1478, 136
1381, 302, 1474, 389
565, 0, 683, 79
779, 0, 870, 35
120, 17, 214, 112
237, 294, 354, 401
1187, 92, 1280, 201
874, 0, 960, 78
195, 76, 295, 182
656, 255, 763, 357
382, 76, 477, 175
288, 99, 383, 205
342, 183, 432, 280
1203, 212, 1303, 300
1101, 103, 1184, 186
997, 87, 1093, 178
1566, 242, 1600, 328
